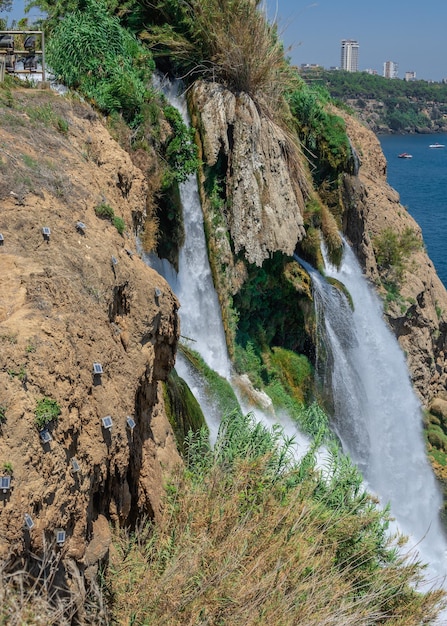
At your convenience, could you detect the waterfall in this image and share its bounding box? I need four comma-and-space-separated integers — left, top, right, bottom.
298, 242, 447, 589
151, 78, 231, 380
145, 80, 447, 604
145, 79, 312, 459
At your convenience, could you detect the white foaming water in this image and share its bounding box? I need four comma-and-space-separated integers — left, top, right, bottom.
303, 242, 447, 592
150, 78, 231, 379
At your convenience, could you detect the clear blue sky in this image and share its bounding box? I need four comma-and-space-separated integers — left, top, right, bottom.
3, 0, 447, 82
266, 0, 447, 81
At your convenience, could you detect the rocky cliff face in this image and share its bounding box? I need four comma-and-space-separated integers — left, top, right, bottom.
0, 89, 180, 572
190, 80, 310, 266
339, 110, 447, 406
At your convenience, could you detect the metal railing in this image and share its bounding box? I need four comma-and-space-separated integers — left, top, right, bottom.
0, 30, 45, 82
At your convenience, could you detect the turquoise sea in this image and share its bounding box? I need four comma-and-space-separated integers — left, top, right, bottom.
378, 133, 447, 287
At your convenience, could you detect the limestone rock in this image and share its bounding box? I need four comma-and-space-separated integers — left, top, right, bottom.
190, 80, 309, 266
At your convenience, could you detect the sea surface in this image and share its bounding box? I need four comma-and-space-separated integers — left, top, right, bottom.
378, 134, 447, 287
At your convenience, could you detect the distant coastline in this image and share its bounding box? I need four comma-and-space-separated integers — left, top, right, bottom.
306, 70, 447, 135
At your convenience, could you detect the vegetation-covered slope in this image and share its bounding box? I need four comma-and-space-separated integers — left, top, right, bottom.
313, 69, 447, 133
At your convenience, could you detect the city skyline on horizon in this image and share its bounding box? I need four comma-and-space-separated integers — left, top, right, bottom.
266, 0, 447, 82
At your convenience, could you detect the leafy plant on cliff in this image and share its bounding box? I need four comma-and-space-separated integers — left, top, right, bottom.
161, 104, 200, 186
287, 83, 352, 184
46, 0, 154, 124
34, 397, 61, 430
94, 202, 126, 235
373, 226, 423, 292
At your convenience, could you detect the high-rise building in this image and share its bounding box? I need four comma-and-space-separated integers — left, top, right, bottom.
340, 39, 359, 72
405, 71, 416, 82
383, 61, 398, 79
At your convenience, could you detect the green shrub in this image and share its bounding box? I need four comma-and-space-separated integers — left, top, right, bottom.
287, 84, 352, 183
112, 216, 125, 235
94, 203, 114, 219
162, 104, 200, 185
268, 346, 313, 405
46, 0, 154, 123
34, 398, 61, 430
2, 461, 13, 474
373, 226, 423, 298
56, 116, 69, 134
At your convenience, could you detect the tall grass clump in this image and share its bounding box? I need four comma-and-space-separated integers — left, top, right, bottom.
46, 0, 154, 123
141, 0, 299, 120
108, 411, 445, 624
0, 543, 108, 625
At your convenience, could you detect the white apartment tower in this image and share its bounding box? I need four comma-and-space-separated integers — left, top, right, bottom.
384, 61, 398, 79
341, 39, 359, 72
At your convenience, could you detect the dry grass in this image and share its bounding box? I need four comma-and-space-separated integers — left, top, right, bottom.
0, 540, 108, 625
321, 203, 343, 267
108, 454, 445, 625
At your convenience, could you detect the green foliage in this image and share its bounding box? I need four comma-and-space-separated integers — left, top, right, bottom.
425, 410, 447, 476
373, 226, 422, 290
34, 397, 61, 430
94, 202, 114, 219
233, 340, 265, 389
164, 368, 207, 456
180, 344, 242, 420
112, 215, 125, 235
2, 461, 13, 474
287, 83, 352, 184
46, 0, 154, 123
7, 366, 27, 382
161, 104, 200, 185
22, 102, 69, 134
233, 253, 310, 356
108, 411, 446, 624
268, 346, 313, 405
94, 202, 125, 234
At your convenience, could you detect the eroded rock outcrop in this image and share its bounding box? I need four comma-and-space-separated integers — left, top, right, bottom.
339, 110, 447, 405
190, 80, 310, 266
0, 90, 181, 568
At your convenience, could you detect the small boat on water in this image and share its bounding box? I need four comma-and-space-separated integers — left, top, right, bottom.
429, 142, 445, 148
398, 152, 413, 159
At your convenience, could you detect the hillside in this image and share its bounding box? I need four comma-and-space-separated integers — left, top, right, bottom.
0, 86, 181, 619
311, 70, 447, 133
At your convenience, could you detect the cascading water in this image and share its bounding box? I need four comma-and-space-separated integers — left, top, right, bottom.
299, 242, 447, 590
145, 79, 311, 456
145, 80, 447, 606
